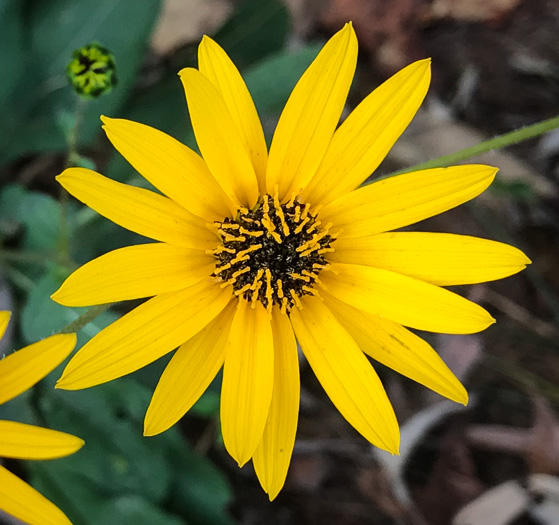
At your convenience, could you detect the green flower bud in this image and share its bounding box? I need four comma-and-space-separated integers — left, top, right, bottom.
66, 43, 117, 99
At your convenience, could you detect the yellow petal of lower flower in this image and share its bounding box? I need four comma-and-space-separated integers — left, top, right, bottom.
179, 68, 258, 208
0, 465, 72, 525
324, 293, 468, 404
331, 232, 531, 285
320, 165, 497, 238
221, 300, 274, 467
57, 168, 216, 250
56, 280, 231, 390
0, 311, 10, 340
0, 334, 76, 405
101, 116, 234, 220
266, 23, 358, 200
0, 421, 84, 460
290, 296, 399, 453
321, 263, 495, 334
303, 59, 431, 207
144, 300, 235, 437
253, 308, 299, 501
198, 36, 268, 192
52, 243, 214, 307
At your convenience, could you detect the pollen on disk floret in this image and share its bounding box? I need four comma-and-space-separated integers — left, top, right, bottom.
209, 188, 339, 313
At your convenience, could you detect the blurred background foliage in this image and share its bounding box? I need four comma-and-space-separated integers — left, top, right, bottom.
2, 0, 559, 524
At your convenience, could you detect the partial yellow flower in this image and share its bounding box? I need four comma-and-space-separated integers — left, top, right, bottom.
52, 23, 530, 500
0, 311, 82, 525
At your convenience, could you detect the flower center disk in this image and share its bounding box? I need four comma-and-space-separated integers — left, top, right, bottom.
211, 194, 336, 313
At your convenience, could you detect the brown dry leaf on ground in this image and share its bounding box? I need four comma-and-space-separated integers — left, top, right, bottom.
423, 334, 483, 405
318, 0, 424, 70
452, 478, 530, 525
453, 474, 559, 525
411, 418, 485, 525
151, 0, 232, 54
260, 439, 413, 524
467, 394, 559, 474
283, 0, 324, 37
425, 0, 525, 23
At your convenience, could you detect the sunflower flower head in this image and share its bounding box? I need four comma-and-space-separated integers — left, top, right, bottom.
211, 188, 336, 313
0, 311, 83, 525
52, 23, 530, 500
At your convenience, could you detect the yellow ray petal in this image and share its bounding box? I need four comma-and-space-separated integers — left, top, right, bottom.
0, 311, 10, 340
0, 421, 84, 460
253, 308, 299, 501
57, 168, 216, 250
0, 465, 72, 525
52, 243, 214, 307
290, 297, 399, 453
144, 300, 235, 437
0, 334, 76, 405
198, 36, 268, 192
324, 293, 468, 404
56, 280, 231, 390
321, 263, 495, 334
331, 232, 531, 285
221, 300, 274, 467
179, 68, 258, 208
101, 117, 234, 220
266, 23, 358, 200
303, 59, 431, 207
320, 165, 497, 238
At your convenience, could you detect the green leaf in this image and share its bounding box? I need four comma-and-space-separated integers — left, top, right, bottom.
0, 183, 66, 252
20, 269, 119, 345
0, 393, 35, 428
0, 185, 73, 280
30, 377, 173, 507
18, 192, 64, 253
28, 373, 236, 524
69, 201, 148, 264
164, 429, 236, 525
190, 388, 220, 417
0, 183, 29, 237
490, 179, 536, 201
28, 460, 108, 525
93, 496, 185, 525
244, 43, 322, 117
213, 0, 289, 69
0, 0, 162, 165
69, 153, 97, 170
0, 0, 24, 109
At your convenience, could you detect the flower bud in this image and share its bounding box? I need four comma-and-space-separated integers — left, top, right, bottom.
66, 43, 117, 98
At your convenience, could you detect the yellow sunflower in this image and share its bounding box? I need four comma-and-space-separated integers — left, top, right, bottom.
0, 311, 82, 525
52, 23, 529, 499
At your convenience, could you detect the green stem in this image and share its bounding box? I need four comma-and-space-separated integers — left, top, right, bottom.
66, 98, 87, 167
58, 188, 70, 260
0, 249, 59, 266
58, 98, 88, 264
389, 114, 559, 176
0, 249, 76, 272
59, 304, 111, 335
1, 265, 35, 292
